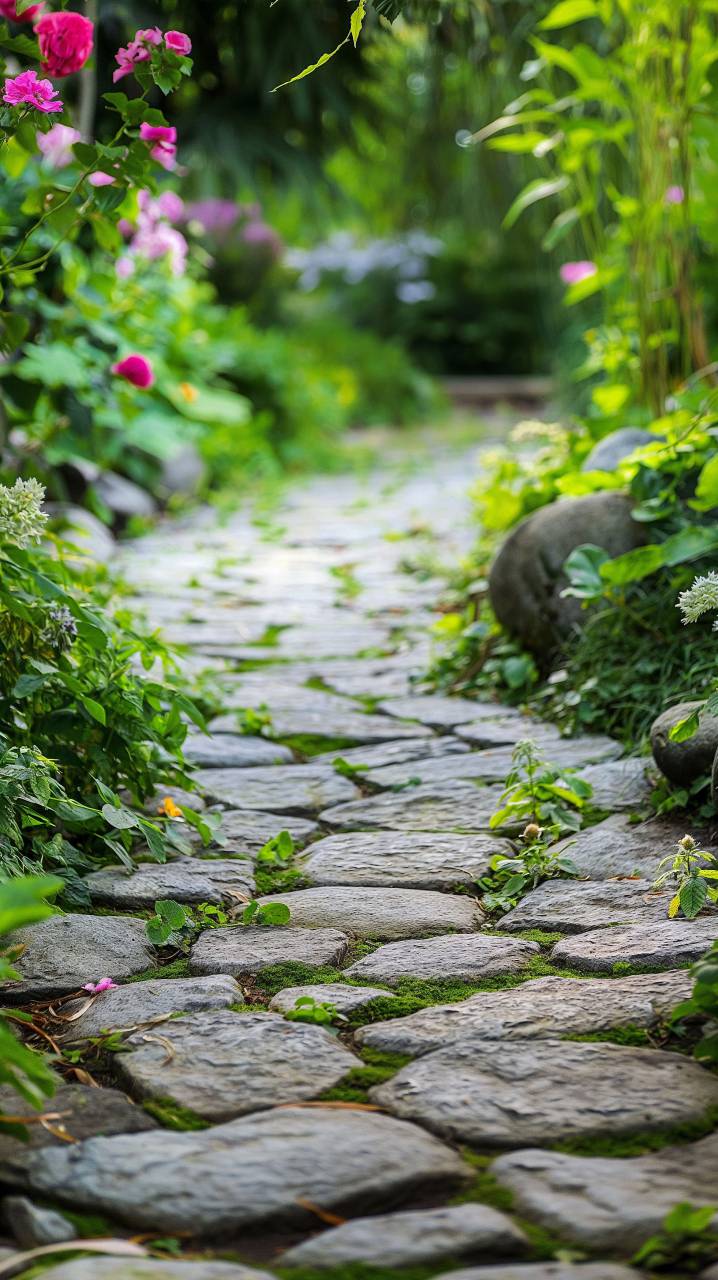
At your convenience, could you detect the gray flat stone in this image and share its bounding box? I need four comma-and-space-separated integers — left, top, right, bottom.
189, 925, 349, 977
212, 681, 432, 742
186, 808, 318, 855
346, 933, 539, 985
551, 917, 718, 972
0, 1083, 155, 1184
0, 914, 155, 1001
364, 736, 622, 788
183, 733, 293, 767
56, 975, 241, 1043
491, 1134, 718, 1253
433, 1268, 643, 1280
83, 857, 254, 908
577, 758, 654, 809
378, 695, 496, 727
456, 718, 563, 749
321, 781, 507, 833
313, 736, 471, 769
500, 879, 676, 934
18, 1106, 471, 1235
356, 970, 693, 1055
279, 1203, 528, 1268
2, 1194, 76, 1247
372, 1038, 718, 1147
548, 814, 718, 880
115, 1010, 359, 1120
255, 886, 482, 940
37, 1262, 274, 1280
301, 832, 511, 890
196, 764, 359, 814
270, 982, 396, 1014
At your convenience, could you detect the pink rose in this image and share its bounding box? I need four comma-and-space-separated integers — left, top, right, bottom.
113, 27, 162, 83
3, 69, 62, 113
0, 0, 44, 20
139, 122, 177, 171
560, 260, 598, 286
165, 30, 192, 55
36, 11, 94, 78
37, 122, 80, 168
112, 354, 154, 388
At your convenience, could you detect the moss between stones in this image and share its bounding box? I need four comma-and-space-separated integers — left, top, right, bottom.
253, 863, 307, 895
564, 1025, 654, 1048
57, 1208, 115, 1238
142, 1096, 210, 1131
550, 1104, 718, 1158
126, 957, 191, 983
320, 1048, 412, 1103
274, 734, 360, 758
451, 1152, 570, 1261
274, 1265, 439, 1280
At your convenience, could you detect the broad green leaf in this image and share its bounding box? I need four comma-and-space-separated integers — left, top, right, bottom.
0, 875, 62, 936
679, 876, 708, 919
562, 543, 610, 599
80, 696, 107, 726
692, 454, 718, 511
101, 804, 139, 831
592, 384, 631, 415
156, 899, 188, 929
350, 0, 367, 45
668, 710, 700, 743
600, 544, 665, 586
539, 0, 599, 28
259, 902, 291, 926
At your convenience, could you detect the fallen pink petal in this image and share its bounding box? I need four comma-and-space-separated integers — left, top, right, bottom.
559, 260, 598, 285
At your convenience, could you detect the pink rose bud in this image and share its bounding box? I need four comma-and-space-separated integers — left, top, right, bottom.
165, 30, 192, 55
36, 11, 94, 78
112, 354, 155, 388
559, 260, 598, 285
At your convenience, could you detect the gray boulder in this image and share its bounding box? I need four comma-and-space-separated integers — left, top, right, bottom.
47, 503, 115, 564
582, 428, 654, 473
92, 470, 156, 528
651, 700, 718, 785
2, 1195, 76, 1247
488, 493, 647, 657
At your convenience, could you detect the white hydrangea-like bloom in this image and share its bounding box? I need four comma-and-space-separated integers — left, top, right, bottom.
678, 572, 718, 629
0, 477, 48, 548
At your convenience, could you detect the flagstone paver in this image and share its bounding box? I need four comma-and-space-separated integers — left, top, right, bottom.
10, 448, 718, 1271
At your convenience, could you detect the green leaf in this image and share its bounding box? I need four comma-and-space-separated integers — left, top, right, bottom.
80, 696, 106, 726
156, 899, 188, 929
692, 454, 718, 511
503, 177, 570, 229
258, 902, 291, 926
273, 35, 351, 90
539, 0, 599, 28
350, 0, 367, 45
0, 875, 62, 936
562, 543, 610, 599
101, 804, 139, 831
668, 710, 700, 743
679, 876, 708, 919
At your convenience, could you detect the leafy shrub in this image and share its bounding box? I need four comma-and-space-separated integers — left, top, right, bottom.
674, 941, 718, 1064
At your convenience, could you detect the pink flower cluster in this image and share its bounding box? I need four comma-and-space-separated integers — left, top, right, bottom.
113, 26, 191, 83
117, 188, 188, 279
3, 68, 61, 113
139, 122, 177, 171
36, 121, 80, 166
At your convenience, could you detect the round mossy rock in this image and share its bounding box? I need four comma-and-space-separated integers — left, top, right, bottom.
488, 492, 647, 658
650, 700, 718, 785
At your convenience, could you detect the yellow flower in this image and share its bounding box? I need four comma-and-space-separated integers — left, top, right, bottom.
178, 382, 198, 404
158, 796, 183, 818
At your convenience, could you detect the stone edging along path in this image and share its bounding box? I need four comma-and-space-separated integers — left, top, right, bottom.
2, 453, 718, 1280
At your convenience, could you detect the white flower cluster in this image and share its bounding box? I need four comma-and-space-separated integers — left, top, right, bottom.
0, 477, 48, 548
678, 572, 718, 629
286, 230, 442, 302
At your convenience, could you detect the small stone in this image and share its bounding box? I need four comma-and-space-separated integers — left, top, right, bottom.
576, 758, 653, 810
377, 695, 492, 727
270, 982, 396, 1015
212, 682, 432, 743
0, 914, 155, 1002
321, 781, 507, 833
37, 1262, 274, 1280
115, 1010, 360, 1121
190, 926, 349, 977
254, 886, 482, 940
582, 427, 655, 473
371, 1038, 718, 1147
183, 733, 294, 767
313, 736, 472, 769
547, 814, 717, 880
651, 700, 718, 785
93, 470, 156, 526
364, 736, 621, 789
500, 879, 674, 934
0, 1083, 155, 1185
433, 1266, 643, 1280
2, 1195, 76, 1247
185, 808, 318, 856
301, 832, 510, 890
345, 933, 538, 985
83, 857, 254, 908
56, 975, 241, 1043
491, 1134, 718, 1254
456, 718, 562, 749
195, 764, 359, 814
356, 971, 692, 1056
47, 503, 115, 564
551, 917, 718, 972
279, 1203, 529, 1269
18, 1106, 471, 1235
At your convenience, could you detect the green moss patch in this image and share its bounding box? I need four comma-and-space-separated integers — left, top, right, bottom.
551, 1106, 718, 1158
142, 1096, 210, 1131
275, 734, 360, 758
126, 957, 191, 983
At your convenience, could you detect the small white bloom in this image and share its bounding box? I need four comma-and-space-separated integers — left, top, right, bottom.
677, 572, 718, 625
0, 478, 48, 548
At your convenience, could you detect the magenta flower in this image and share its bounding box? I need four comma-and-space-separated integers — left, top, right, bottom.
139, 122, 177, 171
157, 190, 185, 223
113, 26, 162, 83
0, 0, 44, 21
83, 978, 118, 994
36, 11, 94, 78
3, 70, 63, 114
88, 171, 115, 187
560, 260, 598, 286
112, 353, 155, 388
665, 185, 685, 205
37, 122, 80, 168
165, 30, 192, 55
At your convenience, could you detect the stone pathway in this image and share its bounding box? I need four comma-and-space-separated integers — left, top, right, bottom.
2, 440, 718, 1278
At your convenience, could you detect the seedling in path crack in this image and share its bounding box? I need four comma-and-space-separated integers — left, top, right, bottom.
632, 1202, 718, 1272
257, 830, 295, 865
145, 899, 193, 948
480, 823, 581, 913
242, 899, 291, 926
653, 834, 718, 919
285, 995, 346, 1026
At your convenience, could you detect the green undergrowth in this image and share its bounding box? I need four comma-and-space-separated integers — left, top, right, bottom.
565, 1025, 654, 1048
142, 1096, 210, 1131
274, 1265, 440, 1280
551, 1105, 718, 1158
320, 1048, 411, 1102
274, 734, 361, 757
126, 957, 191, 983
57, 1209, 116, 1238
253, 864, 307, 895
